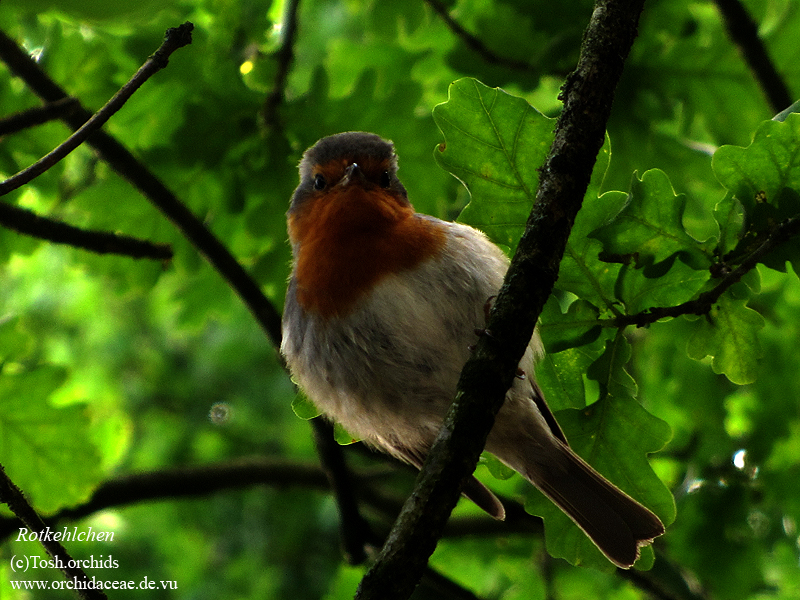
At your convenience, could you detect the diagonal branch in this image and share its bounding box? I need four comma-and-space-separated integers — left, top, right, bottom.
262, 0, 302, 132
424, 0, 536, 73
0, 464, 107, 600
713, 0, 793, 114
355, 1, 646, 598
0, 23, 194, 197
311, 419, 381, 564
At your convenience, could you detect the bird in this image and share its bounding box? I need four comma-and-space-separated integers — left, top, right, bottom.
280, 131, 665, 568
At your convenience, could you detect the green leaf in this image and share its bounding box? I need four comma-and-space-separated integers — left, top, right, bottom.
483, 453, 516, 481
0, 365, 102, 514
333, 423, 358, 446
535, 345, 597, 412
557, 190, 627, 309
713, 192, 745, 257
291, 395, 357, 445
713, 113, 800, 218
291, 392, 321, 420
18, 0, 177, 22
590, 169, 709, 269
433, 79, 625, 310
712, 115, 800, 273
0, 316, 34, 363
686, 294, 765, 385
586, 335, 637, 398
432, 78, 554, 250
615, 257, 710, 315
527, 337, 674, 568
539, 296, 602, 354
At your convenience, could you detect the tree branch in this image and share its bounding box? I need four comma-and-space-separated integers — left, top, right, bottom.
606, 212, 800, 328
0, 201, 172, 260
424, 0, 536, 73
0, 25, 283, 349
0, 97, 80, 136
354, 1, 646, 598
0, 457, 329, 543
0, 23, 194, 197
0, 463, 107, 600
311, 419, 381, 564
0, 456, 539, 545
0, 453, 692, 599
262, 0, 301, 132
714, 0, 793, 114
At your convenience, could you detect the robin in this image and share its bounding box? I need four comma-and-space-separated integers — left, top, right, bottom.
281, 131, 664, 568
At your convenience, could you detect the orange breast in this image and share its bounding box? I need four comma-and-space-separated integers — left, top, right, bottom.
289, 187, 446, 319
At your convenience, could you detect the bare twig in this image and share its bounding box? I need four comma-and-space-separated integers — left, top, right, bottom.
262, 0, 302, 131
424, 0, 536, 73
0, 23, 194, 197
0, 201, 172, 260
714, 0, 793, 114
0, 97, 80, 136
355, 1, 646, 598
0, 464, 107, 600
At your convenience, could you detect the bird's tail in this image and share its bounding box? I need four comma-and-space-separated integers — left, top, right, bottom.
523, 440, 664, 568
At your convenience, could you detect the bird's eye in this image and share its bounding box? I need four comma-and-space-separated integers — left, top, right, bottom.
313, 174, 326, 190
380, 170, 391, 188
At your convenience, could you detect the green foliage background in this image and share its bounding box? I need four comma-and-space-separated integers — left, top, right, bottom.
1, 0, 800, 598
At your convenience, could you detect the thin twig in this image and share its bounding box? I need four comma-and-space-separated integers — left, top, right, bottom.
0, 464, 107, 600
0, 23, 194, 197
424, 0, 536, 73
714, 0, 793, 114
607, 213, 800, 328
0, 25, 284, 349
0, 201, 172, 260
355, 1, 646, 598
262, 0, 301, 131
311, 419, 380, 564
0, 97, 80, 136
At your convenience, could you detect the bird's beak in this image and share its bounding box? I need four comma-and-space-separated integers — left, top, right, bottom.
340, 162, 364, 187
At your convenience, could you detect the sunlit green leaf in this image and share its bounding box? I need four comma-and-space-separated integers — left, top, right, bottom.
433, 77, 554, 249
712, 114, 800, 272
291, 392, 321, 420
713, 114, 800, 217
539, 296, 602, 354
557, 190, 627, 309
686, 294, 765, 385
0, 365, 102, 514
